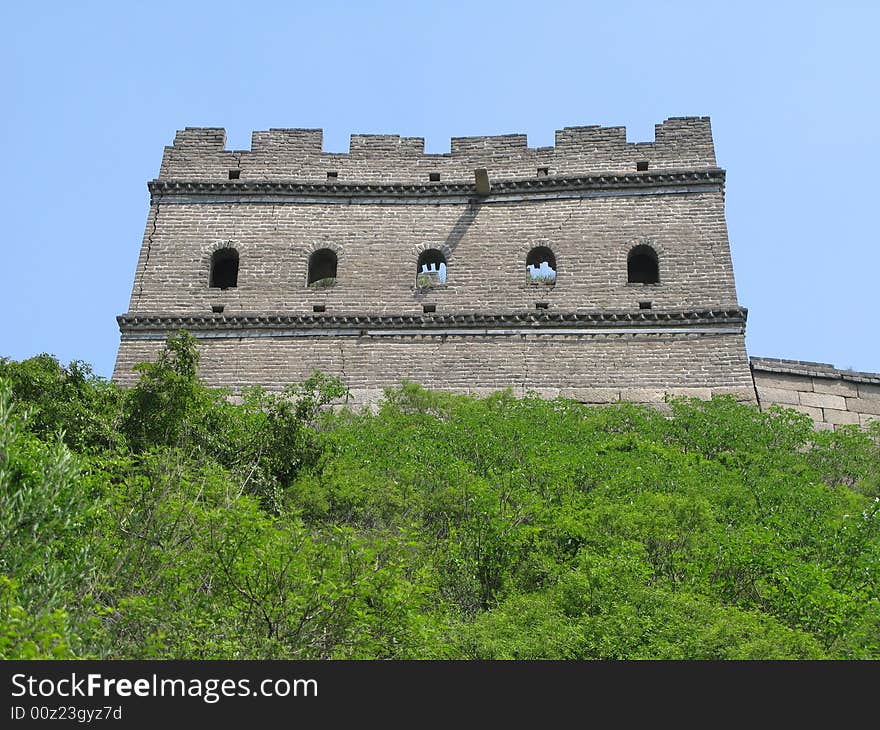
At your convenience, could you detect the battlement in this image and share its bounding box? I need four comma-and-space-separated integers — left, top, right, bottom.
159, 117, 717, 183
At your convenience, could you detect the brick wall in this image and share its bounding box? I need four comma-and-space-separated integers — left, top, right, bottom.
127, 192, 739, 317
114, 332, 755, 407
752, 358, 880, 430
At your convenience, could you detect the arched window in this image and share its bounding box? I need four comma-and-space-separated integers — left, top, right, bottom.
308, 248, 338, 287
209, 248, 239, 289
416, 249, 446, 287
526, 246, 557, 283
627, 245, 659, 284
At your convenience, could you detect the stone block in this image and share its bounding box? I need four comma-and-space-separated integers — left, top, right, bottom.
620, 388, 667, 403
813, 421, 835, 432
665, 387, 713, 400
790, 404, 823, 421
755, 386, 800, 406
710, 386, 758, 403
525, 387, 561, 400
559, 388, 620, 404
346, 388, 385, 405
859, 413, 879, 427
846, 397, 880, 415
752, 372, 812, 391
858, 383, 880, 398
467, 387, 503, 399
823, 409, 860, 425
799, 391, 846, 410
811, 377, 860, 397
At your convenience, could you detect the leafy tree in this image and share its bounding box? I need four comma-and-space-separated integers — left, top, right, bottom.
0, 354, 123, 452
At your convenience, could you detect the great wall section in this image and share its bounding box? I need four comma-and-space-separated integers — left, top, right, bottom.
113, 118, 879, 429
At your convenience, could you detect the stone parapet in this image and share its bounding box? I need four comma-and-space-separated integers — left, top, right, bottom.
752, 358, 880, 430
158, 118, 717, 183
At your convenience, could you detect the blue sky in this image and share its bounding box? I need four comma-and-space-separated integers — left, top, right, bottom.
2, 1, 878, 377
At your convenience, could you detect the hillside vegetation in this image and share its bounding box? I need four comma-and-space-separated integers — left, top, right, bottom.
1, 333, 878, 659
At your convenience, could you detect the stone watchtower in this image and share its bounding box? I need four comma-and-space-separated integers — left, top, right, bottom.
113, 117, 756, 406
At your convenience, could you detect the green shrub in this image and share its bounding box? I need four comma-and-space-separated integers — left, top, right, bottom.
2, 344, 878, 659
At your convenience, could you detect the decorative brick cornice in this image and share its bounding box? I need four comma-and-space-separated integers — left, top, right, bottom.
147, 169, 725, 202
119, 307, 747, 333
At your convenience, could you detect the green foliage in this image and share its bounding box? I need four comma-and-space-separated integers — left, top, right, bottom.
416, 273, 441, 289
122, 330, 209, 451
120, 331, 347, 512
288, 386, 879, 657
0, 381, 94, 609
1, 340, 878, 659
0, 354, 123, 452
526, 272, 556, 285
0, 577, 77, 659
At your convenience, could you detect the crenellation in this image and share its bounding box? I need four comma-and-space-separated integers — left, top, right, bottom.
156, 117, 720, 182
170, 127, 227, 149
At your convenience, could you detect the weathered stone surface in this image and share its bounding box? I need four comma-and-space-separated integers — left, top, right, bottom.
799, 392, 847, 410
620, 388, 668, 403
665, 387, 713, 400
811, 378, 860, 397
752, 372, 812, 391
559, 388, 620, 403
466, 387, 504, 399
789, 404, 823, 421
845, 397, 880, 415
523, 387, 561, 400
755, 386, 800, 405
860, 413, 879, 427
711, 385, 758, 403
858, 383, 880, 398
823, 409, 860, 426
345, 388, 385, 405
